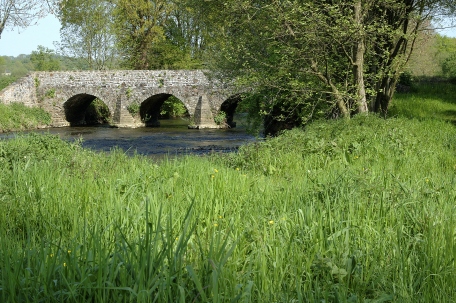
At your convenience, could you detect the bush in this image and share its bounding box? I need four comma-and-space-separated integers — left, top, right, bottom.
127, 101, 140, 116
214, 110, 227, 125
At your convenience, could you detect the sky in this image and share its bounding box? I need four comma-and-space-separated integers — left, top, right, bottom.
0, 14, 456, 57
0, 14, 61, 57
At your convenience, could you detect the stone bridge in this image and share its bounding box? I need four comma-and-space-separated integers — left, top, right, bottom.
0, 70, 241, 128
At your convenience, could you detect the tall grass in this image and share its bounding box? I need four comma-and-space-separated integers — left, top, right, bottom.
388, 82, 456, 122
1, 92, 456, 301
0, 102, 51, 132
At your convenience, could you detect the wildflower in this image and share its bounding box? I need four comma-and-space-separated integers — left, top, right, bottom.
49, 253, 54, 258
211, 174, 215, 178
214, 168, 219, 173
63, 263, 67, 267
67, 250, 71, 254
426, 179, 429, 183
354, 155, 359, 159
236, 167, 240, 171
213, 223, 218, 227
219, 215, 223, 219
269, 220, 274, 225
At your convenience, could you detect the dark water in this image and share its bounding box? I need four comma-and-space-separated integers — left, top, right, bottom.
2, 118, 259, 157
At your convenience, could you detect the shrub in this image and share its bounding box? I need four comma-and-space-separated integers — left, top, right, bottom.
214, 110, 227, 125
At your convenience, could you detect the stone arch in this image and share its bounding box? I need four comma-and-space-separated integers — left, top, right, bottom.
64, 93, 112, 126
140, 93, 190, 127
220, 94, 243, 128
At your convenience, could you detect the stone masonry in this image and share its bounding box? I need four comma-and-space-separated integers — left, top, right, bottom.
0, 70, 237, 128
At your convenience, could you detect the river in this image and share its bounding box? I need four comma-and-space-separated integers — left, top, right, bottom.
1, 118, 259, 158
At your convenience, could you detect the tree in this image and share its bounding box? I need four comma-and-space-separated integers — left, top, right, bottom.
113, 0, 173, 70
0, 0, 51, 39
57, 0, 117, 70
112, 0, 205, 69
30, 45, 60, 71
190, 0, 456, 133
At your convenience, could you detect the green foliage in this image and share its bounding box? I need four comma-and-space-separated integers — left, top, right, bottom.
160, 96, 188, 118
0, 55, 34, 78
111, 0, 205, 69
0, 103, 51, 132
45, 89, 56, 98
127, 101, 140, 116
435, 35, 456, 79
190, 0, 456, 128
30, 45, 61, 71
442, 53, 456, 79
398, 71, 413, 86
213, 110, 226, 125
85, 98, 111, 125
0, 75, 18, 90
57, 0, 118, 70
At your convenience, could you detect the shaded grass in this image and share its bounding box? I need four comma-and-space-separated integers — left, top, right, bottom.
1, 113, 455, 302
0, 102, 51, 132
389, 82, 456, 122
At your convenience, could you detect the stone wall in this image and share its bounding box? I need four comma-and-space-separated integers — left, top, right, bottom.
0, 74, 37, 106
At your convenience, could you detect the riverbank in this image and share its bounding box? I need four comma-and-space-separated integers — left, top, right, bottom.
0, 102, 51, 132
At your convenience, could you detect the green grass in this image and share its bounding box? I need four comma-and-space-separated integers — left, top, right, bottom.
0, 102, 51, 132
389, 82, 456, 123
0, 84, 456, 302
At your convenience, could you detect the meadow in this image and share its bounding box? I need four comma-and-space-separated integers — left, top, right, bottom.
0, 82, 455, 302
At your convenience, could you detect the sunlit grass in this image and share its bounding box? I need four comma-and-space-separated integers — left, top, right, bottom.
1, 83, 456, 302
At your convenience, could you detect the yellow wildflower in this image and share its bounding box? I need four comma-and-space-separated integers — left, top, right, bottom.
269, 220, 274, 225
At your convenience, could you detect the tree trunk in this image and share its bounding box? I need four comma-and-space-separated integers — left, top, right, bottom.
374, 76, 397, 117
353, 1, 368, 114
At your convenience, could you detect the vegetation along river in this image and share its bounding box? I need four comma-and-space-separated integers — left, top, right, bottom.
1, 118, 259, 158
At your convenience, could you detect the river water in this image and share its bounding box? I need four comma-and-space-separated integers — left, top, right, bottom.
2, 118, 259, 158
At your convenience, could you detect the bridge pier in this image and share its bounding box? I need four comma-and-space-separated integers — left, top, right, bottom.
113, 97, 141, 128
190, 95, 219, 129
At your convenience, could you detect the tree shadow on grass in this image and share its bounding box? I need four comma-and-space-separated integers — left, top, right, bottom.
442, 110, 456, 125
414, 82, 456, 105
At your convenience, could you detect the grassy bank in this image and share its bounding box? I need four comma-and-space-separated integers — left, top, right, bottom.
0, 102, 51, 132
1, 109, 455, 302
